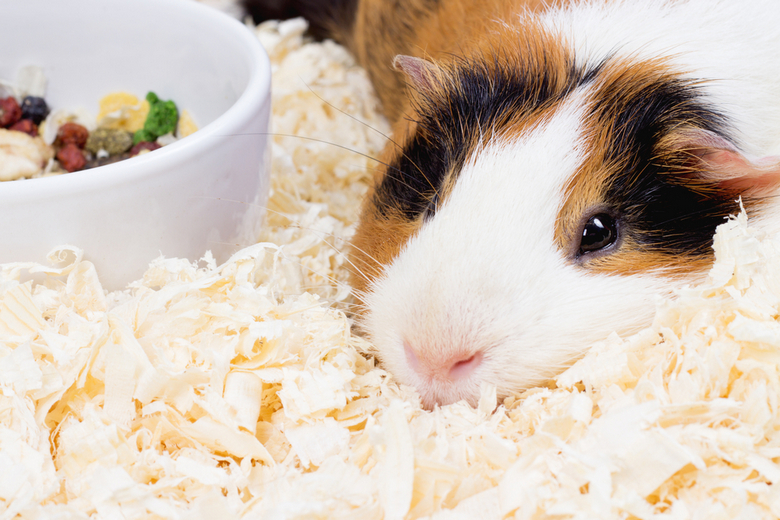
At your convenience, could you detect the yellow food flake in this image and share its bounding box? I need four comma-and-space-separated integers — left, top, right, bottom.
96, 92, 150, 132
176, 109, 198, 138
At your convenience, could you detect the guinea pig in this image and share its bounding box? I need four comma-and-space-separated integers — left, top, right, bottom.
246, 0, 780, 409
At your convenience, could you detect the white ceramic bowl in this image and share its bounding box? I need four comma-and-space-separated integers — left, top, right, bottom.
0, 0, 271, 290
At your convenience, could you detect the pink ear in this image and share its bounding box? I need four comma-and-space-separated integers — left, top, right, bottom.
393, 55, 442, 92
672, 129, 780, 198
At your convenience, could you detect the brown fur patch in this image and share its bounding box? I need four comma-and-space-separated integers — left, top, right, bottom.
349, 14, 581, 297
555, 58, 753, 278
348, 0, 755, 295
343, 0, 571, 121
349, 121, 421, 298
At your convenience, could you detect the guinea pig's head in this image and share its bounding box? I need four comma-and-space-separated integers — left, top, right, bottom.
349, 34, 780, 409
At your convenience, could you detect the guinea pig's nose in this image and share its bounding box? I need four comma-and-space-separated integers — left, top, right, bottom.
449, 352, 483, 379
404, 341, 483, 381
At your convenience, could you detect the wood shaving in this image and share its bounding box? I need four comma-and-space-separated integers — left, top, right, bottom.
1, 18, 780, 519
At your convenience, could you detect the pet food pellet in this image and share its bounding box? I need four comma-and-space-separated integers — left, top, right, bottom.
0, 97, 22, 127
9, 119, 38, 137
129, 141, 161, 156
56, 143, 86, 172
85, 153, 130, 170
57, 122, 89, 149
85, 127, 133, 156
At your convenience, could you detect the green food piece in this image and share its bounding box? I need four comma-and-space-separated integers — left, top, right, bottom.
133, 91, 178, 144
133, 129, 156, 145
85, 127, 134, 155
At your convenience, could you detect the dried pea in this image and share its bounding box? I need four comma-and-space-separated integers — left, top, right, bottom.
86, 127, 134, 156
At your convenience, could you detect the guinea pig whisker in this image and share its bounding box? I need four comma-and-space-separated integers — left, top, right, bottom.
173, 237, 356, 303
259, 208, 386, 277
240, 131, 435, 201
647, 204, 734, 229
262, 132, 393, 166
334, 249, 382, 285
300, 80, 403, 153
335, 240, 385, 276
191, 202, 364, 292
223, 131, 394, 173
292, 225, 384, 285
274, 249, 355, 293
360, 164, 439, 203
199, 197, 387, 285
293, 285, 368, 312
326, 301, 370, 316
347, 285, 373, 305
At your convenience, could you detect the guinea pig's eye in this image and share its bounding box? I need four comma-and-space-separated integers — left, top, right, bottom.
579, 213, 618, 255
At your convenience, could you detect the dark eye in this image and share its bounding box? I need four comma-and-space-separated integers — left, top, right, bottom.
579, 213, 618, 255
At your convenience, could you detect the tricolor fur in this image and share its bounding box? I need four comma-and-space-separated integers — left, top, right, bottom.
252, 0, 780, 407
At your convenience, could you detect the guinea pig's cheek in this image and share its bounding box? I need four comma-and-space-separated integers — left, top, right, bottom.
360, 99, 599, 407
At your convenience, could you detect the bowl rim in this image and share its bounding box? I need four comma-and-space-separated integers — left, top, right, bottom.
0, 0, 271, 197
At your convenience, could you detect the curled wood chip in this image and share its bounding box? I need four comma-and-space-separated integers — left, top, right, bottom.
0, 282, 45, 339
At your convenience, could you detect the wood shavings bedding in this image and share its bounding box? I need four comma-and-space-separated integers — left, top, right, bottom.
1, 18, 780, 519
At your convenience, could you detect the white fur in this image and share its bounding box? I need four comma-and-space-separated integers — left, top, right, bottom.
364, 0, 780, 407
536, 0, 780, 156
364, 98, 672, 407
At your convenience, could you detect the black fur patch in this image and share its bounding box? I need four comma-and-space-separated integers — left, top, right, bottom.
375, 48, 740, 265
374, 52, 599, 220
242, 0, 357, 40
591, 76, 737, 259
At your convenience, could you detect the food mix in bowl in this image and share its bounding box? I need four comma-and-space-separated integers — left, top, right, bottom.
0, 66, 198, 181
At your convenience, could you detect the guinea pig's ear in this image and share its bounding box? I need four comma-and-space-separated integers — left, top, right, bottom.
665, 128, 780, 198
393, 55, 443, 93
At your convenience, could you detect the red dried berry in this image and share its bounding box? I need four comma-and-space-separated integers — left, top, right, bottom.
129, 141, 161, 156
56, 143, 87, 172
57, 122, 89, 149
9, 119, 38, 137
0, 97, 22, 127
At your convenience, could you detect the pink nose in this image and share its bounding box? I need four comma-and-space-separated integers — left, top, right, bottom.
449, 352, 483, 379
405, 342, 483, 381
